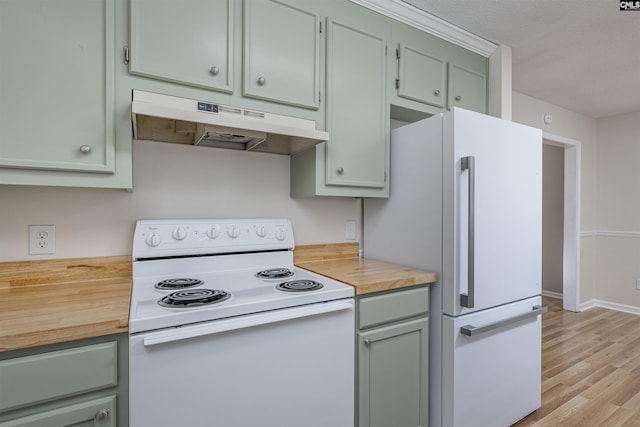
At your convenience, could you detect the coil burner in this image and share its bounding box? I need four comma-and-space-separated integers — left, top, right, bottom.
158, 289, 231, 308
255, 268, 294, 280
276, 280, 324, 292
155, 278, 203, 290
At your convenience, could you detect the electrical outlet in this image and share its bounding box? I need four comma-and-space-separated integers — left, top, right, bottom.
29, 225, 55, 255
345, 220, 357, 240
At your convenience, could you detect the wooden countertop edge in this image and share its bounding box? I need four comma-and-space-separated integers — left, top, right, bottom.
0, 321, 129, 353
0, 255, 131, 288
1, 256, 132, 352
295, 244, 438, 296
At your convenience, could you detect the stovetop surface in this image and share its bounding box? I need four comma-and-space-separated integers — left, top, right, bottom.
130, 263, 353, 334
130, 218, 354, 334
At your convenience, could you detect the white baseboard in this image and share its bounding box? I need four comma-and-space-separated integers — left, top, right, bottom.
579, 299, 640, 315
542, 290, 563, 300
542, 292, 640, 315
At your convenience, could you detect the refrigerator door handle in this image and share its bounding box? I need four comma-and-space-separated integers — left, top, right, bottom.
460, 156, 475, 308
460, 305, 548, 336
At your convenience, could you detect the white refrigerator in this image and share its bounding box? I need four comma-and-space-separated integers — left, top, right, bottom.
363, 108, 546, 427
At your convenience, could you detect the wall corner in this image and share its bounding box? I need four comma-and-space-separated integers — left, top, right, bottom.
488, 44, 512, 121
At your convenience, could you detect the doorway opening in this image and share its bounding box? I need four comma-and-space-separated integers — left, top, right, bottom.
542, 132, 581, 312
543, 144, 564, 298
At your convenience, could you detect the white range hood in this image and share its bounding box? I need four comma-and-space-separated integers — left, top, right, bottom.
131, 90, 328, 155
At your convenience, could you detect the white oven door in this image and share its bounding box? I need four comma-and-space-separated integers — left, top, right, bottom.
129, 299, 355, 427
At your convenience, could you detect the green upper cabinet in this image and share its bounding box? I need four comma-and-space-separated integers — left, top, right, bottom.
0, 0, 113, 173
129, 0, 234, 93
0, 0, 131, 188
448, 63, 487, 113
325, 18, 386, 188
389, 20, 488, 118
396, 43, 446, 109
243, 0, 321, 109
290, 3, 390, 198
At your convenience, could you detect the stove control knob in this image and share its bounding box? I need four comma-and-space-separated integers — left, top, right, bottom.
172, 227, 187, 241
227, 225, 240, 239
207, 224, 221, 239
256, 225, 268, 238
275, 228, 287, 241
145, 233, 161, 247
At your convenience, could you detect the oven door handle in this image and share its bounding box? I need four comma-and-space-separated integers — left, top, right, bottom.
143, 299, 354, 347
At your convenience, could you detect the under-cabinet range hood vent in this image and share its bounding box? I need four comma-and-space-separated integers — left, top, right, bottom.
131, 90, 328, 155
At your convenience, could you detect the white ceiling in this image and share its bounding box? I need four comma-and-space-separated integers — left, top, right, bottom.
401, 0, 640, 119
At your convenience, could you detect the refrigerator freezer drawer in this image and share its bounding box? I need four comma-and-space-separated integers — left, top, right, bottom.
442, 296, 542, 427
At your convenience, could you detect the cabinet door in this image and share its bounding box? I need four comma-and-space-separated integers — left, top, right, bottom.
397, 43, 446, 108
243, 0, 320, 109
0, 396, 115, 427
326, 19, 386, 188
448, 63, 487, 113
0, 342, 117, 413
129, 0, 234, 93
358, 317, 429, 427
0, 0, 115, 173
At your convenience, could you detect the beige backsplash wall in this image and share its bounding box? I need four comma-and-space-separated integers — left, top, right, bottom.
0, 140, 360, 262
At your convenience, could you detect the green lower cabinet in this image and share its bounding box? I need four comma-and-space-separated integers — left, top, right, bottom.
0, 396, 115, 427
358, 318, 429, 427
356, 286, 430, 427
0, 335, 127, 427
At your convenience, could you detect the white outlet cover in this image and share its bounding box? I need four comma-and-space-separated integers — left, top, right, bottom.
29, 224, 56, 255
345, 220, 357, 240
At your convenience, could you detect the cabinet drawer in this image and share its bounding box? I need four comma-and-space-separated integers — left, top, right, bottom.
358, 286, 429, 329
0, 395, 116, 427
0, 342, 117, 413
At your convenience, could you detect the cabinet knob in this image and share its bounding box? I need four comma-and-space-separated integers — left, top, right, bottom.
79, 145, 91, 154
337, 167, 344, 174
257, 76, 266, 86
94, 409, 109, 422
210, 66, 219, 76
433, 89, 440, 96
455, 95, 462, 101
364, 338, 371, 346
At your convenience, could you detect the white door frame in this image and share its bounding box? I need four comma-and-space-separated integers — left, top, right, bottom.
542, 132, 581, 312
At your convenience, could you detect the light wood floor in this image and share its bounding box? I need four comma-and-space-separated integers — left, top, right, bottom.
512, 297, 640, 426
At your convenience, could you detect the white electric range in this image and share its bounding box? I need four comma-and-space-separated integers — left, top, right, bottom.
128, 218, 355, 427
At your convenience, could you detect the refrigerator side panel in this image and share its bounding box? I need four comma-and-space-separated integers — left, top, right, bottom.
442, 296, 542, 427
444, 108, 543, 316
363, 116, 443, 274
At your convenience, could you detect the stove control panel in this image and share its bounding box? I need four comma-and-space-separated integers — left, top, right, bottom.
133, 218, 294, 259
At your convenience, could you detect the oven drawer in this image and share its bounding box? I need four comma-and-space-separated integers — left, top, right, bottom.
358, 285, 429, 329
129, 300, 354, 427
0, 342, 117, 412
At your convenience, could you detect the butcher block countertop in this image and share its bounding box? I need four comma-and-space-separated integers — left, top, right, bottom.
1, 243, 435, 352
0, 256, 131, 352
294, 243, 437, 295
